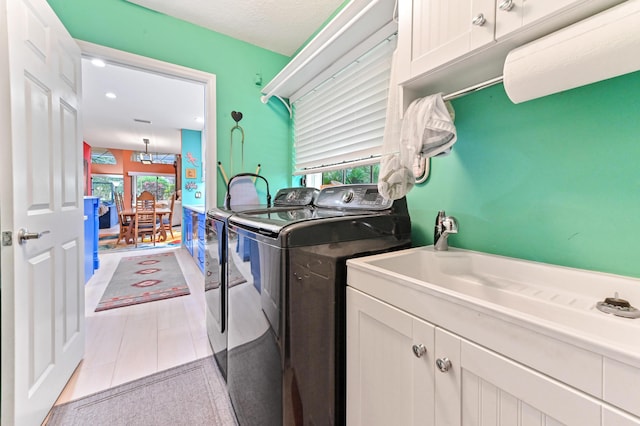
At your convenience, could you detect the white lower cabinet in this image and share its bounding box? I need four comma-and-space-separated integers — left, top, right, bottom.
346, 287, 435, 426
347, 287, 639, 426
461, 340, 600, 426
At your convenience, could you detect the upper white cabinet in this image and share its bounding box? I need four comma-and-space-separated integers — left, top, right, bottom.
495, 0, 621, 39
398, 0, 496, 83
397, 0, 627, 97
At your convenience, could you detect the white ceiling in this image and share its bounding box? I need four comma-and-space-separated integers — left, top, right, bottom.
125, 0, 345, 56
82, 58, 205, 155
83, 0, 343, 156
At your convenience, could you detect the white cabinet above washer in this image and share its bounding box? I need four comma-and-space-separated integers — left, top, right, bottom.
397, 0, 627, 98
396, 0, 496, 84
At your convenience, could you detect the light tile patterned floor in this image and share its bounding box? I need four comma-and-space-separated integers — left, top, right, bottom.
55, 246, 212, 404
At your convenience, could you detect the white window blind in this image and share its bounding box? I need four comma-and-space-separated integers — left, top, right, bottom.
293, 36, 396, 175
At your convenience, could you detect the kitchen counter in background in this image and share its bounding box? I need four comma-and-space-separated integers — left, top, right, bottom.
183, 204, 205, 214
84, 196, 100, 283
183, 205, 205, 273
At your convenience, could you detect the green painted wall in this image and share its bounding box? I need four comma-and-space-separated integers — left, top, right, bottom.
47, 0, 292, 205
409, 70, 640, 279
47, 0, 640, 279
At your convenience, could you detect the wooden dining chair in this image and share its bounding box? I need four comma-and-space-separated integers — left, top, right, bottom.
114, 192, 133, 245
134, 190, 160, 247
161, 193, 176, 239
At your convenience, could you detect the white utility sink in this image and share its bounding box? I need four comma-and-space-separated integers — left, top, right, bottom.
347, 246, 640, 362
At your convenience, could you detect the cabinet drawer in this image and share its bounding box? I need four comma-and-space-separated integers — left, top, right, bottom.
604, 358, 640, 417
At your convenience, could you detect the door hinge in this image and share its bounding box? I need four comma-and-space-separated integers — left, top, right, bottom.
2, 231, 12, 246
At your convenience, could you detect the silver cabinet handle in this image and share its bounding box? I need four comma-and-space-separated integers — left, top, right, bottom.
472, 13, 486, 26
412, 344, 427, 358
498, 0, 514, 11
436, 357, 452, 372
18, 228, 50, 245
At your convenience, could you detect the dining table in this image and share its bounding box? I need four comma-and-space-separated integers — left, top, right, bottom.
120, 207, 173, 244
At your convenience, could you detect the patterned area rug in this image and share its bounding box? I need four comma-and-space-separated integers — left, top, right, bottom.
46, 356, 237, 426
95, 252, 190, 312
98, 226, 182, 253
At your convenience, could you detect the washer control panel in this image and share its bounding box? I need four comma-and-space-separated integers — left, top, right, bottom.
315, 184, 392, 210
273, 187, 319, 206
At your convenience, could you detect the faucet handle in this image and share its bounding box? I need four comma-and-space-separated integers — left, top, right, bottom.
442, 216, 458, 234
435, 210, 445, 225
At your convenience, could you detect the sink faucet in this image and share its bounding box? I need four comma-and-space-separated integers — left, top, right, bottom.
434, 210, 458, 251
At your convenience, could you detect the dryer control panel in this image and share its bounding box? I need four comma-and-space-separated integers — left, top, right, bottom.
315, 184, 393, 210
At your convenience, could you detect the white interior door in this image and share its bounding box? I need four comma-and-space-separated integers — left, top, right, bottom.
0, 0, 84, 425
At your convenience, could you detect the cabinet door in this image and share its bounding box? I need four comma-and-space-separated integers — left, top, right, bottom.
434, 328, 462, 425
461, 340, 601, 426
496, 0, 609, 39
347, 288, 435, 426
407, 0, 495, 76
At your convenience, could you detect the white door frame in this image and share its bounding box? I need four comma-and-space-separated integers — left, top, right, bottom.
77, 40, 218, 210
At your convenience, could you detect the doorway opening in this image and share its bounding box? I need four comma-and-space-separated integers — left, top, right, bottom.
80, 41, 216, 255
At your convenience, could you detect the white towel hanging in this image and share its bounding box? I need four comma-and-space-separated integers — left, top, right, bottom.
378, 89, 457, 199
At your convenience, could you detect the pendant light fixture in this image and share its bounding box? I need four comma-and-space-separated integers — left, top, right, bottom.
140, 138, 153, 164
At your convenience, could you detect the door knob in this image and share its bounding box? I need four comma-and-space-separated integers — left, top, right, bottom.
436, 357, 452, 372
412, 344, 427, 358
472, 13, 486, 26
498, 0, 515, 11
18, 228, 50, 245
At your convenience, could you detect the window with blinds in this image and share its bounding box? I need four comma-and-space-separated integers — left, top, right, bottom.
292, 36, 396, 175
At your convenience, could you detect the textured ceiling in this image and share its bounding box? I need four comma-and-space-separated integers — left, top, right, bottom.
125, 0, 345, 56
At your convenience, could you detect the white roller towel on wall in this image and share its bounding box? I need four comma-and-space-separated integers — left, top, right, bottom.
503, 0, 640, 104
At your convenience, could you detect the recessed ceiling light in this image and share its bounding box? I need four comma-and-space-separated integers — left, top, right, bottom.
105, 92, 116, 99
195, 117, 204, 123
91, 58, 106, 67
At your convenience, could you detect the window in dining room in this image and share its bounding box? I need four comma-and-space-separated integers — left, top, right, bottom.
92, 174, 124, 203
133, 174, 176, 201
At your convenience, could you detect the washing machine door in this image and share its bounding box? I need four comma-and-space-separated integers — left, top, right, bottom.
226, 225, 283, 426
205, 217, 228, 379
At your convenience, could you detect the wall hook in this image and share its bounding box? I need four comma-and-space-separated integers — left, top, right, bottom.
230, 111, 245, 173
